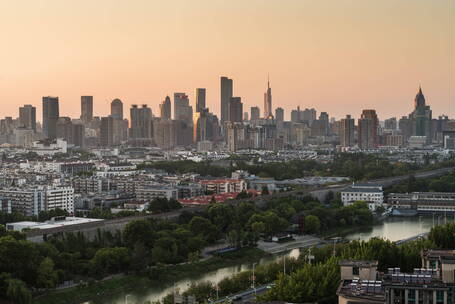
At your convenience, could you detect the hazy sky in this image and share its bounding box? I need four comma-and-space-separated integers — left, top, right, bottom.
0, 0, 454, 121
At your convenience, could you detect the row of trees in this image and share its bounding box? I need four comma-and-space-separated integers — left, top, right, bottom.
137, 152, 455, 181
386, 170, 455, 194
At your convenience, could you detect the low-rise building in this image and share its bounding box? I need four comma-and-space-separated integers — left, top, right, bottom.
337, 250, 455, 304
341, 183, 384, 211
200, 179, 246, 194
135, 186, 178, 201
388, 192, 455, 214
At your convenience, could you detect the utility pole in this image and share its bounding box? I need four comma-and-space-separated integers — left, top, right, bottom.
252, 263, 257, 295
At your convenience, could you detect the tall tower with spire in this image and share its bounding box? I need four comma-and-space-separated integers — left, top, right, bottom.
409, 86, 432, 143
263, 76, 272, 119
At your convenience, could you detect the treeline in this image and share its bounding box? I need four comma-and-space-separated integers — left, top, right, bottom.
138, 153, 455, 181
386, 169, 455, 194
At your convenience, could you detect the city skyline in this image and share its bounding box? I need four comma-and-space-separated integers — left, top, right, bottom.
0, 1, 454, 120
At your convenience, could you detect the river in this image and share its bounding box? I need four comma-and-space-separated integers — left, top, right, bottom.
107, 216, 446, 304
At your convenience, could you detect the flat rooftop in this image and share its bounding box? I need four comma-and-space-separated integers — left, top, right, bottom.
6, 217, 104, 231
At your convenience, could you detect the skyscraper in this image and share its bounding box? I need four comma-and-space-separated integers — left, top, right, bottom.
100, 116, 115, 147
319, 112, 329, 136
174, 93, 192, 124
302, 108, 317, 125
195, 88, 206, 113
42, 96, 59, 139
130, 105, 152, 139
409, 86, 432, 143
159, 96, 172, 119
340, 115, 355, 147
220, 76, 233, 123
358, 109, 379, 149
229, 97, 243, 123
80, 96, 93, 123
71, 122, 85, 148
19, 104, 36, 132
251, 107, 260, 121
111, 98, 123, 120
275, 107, 284, 123
385, 117, 397, 130
56, 117, 73, 142
263, 78, 272, 118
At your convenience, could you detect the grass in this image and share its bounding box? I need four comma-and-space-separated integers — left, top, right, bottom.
33, 247, 268, 304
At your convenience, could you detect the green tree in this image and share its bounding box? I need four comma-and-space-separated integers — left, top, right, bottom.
36, 257, 58, 289
91, 247, 130, 276
123, 219, 156, 248
304, 215, 321, 234
6, 279, 31, 304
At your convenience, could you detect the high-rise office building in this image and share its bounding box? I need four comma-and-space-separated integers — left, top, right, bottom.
195, 88, 206, 113
385, 117, 397, 130
193, 109, 221, 143
174, 93, 192, 124
153, 118, 177, 150
243, 112, 249, 121
291, 106, 301, 123
358, 109, 379, 149
111, 98, 123, 120
409, 86, 432, 143
19, 105, 36, 132
275, 107, 284, 123
42, 96, 59, 139
71, 122, 85, 148
340, 115, 355, 147
159, 96, 172, 119
81, 96, 93, 123
56, 117, 73, 142
220, 76, 233, 123
130, 105, 152, 139
319, 112, 329, 136
302, 108, 317, 125
251, 107, 260, 121
229, 97, 243, 123
263, 78, 272, 118
100, 116, 115, 147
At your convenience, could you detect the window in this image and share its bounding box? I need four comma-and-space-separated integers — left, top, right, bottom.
408, 289, 416, 303
436, 290, 444, 304
352, 267, 359, 276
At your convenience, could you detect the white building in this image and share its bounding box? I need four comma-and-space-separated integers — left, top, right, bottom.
199, 179, 246, 194
5, 217, 103, 232
0, 186, 74, 216
45, 187, 74, 214
135, 186, 178, 201
29, 139, 68, 155
341, 183, 384, 211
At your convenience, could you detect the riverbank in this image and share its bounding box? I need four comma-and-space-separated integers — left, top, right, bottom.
32, 247, 267, 304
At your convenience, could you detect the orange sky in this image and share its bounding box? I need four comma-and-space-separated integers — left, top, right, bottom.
0, 0, 454, 121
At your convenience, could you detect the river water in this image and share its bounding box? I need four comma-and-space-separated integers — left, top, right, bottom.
106, 216, 446, 304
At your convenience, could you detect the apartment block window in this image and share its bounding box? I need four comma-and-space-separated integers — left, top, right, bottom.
436, 290, 444, 304
408, 289, 416, 303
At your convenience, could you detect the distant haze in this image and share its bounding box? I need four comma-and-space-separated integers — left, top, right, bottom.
0, 0, 454, 121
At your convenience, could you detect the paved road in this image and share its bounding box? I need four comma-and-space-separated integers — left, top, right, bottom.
257, 235, 322, 254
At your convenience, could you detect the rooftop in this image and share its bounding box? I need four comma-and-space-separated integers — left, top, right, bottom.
339, 260, 379, 268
